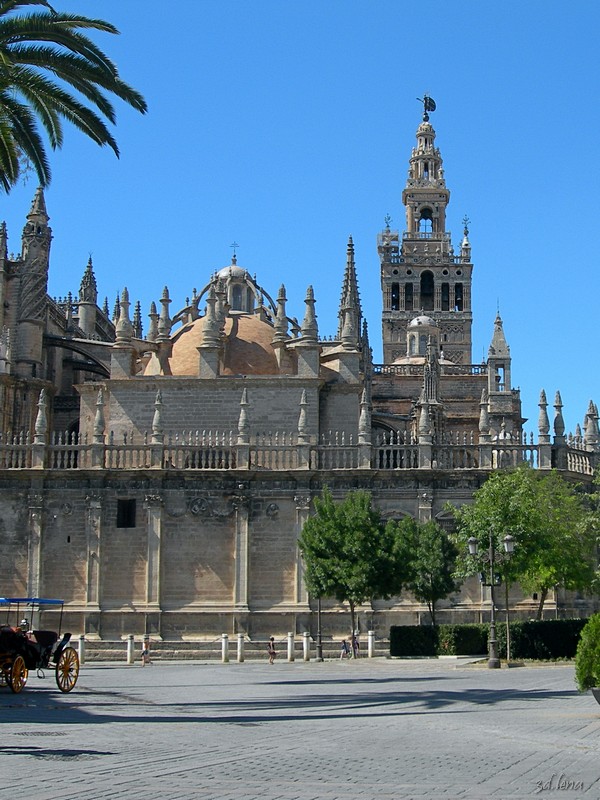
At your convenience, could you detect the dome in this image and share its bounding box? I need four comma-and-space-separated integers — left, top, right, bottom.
216, 264, 247, 280
417, 121, 435, 136
156, 313, 279, 376
408, 315, 438, 328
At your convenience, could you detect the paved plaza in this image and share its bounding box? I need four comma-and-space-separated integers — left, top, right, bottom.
1, 657, 599, 800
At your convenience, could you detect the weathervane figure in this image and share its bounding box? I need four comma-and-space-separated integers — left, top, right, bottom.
416, 94, 436, 121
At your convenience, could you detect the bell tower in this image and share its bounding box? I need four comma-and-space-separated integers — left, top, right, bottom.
379, 98, 473, 364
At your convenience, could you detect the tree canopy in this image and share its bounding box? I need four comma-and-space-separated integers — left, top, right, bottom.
0, 0, 147, 191
452, 465, 599, 618
298, 488, 408, 634
397, 518, 460, 625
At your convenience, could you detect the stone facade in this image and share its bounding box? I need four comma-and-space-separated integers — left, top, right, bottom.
0, 107, 598, 640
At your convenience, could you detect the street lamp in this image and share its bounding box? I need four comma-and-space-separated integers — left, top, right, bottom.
315, 596, 323, 662
468, 532, 515, 669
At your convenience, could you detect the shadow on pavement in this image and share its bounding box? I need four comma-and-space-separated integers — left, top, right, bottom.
0, 679, 580, 728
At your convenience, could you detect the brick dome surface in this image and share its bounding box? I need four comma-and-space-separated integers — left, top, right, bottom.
167, 313, 279, 376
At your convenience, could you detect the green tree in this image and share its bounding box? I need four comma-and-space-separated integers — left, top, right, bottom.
398, 518, 460, 625
575, 613, 600, 692
0, 0, 147, 191
453, 465, 599, 620
298, 488, 407, 635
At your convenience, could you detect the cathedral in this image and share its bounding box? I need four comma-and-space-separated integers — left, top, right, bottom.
0, 104, 598, 641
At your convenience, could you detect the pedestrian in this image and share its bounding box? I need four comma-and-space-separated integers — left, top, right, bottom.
340, 639, 350, 659
352, 635, 360, 659
141, 641, 152, 666
267, 636, 277, 664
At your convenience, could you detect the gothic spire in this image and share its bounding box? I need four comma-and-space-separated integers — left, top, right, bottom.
488, 313, 510, 357
337, 236, 362, 340
0, 221, 7, 260
79, 256, 97, 303
301, 285, 318, 343
133, 300, 143, 339
272, 284, 289, 343
115, 287, 133, 342
28, 186, 48, 222
147, 301, 159, 342
157, 286, 172, 340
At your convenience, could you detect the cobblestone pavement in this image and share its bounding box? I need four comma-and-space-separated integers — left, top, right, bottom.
1, 658, 599, 800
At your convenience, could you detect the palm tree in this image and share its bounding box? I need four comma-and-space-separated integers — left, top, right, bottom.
0, 0, 147, 192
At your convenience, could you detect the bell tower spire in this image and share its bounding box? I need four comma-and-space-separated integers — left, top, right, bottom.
379, 99, 473, 365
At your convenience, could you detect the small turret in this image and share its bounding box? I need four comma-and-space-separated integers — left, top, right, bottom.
487, 314, 511, 394
78, 257, 98, 337
15, 188, 52, 377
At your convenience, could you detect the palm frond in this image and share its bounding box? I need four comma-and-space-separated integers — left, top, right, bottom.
0, 90, 49, 184
0, 1, 146, 190
0, 111, 21, 189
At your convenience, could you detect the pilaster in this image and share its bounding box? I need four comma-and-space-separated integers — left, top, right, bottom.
144, 493, 163, 608
85, 492, 102, 610
232, 485, 250, 610
294, 493, 311, 608
26, 487, 44, 597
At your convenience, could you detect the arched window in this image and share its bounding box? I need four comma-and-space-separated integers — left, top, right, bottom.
419, 334, 427, 355
418, 208, 433, 234
454, 283, 463, 311
405, 284, 413, 311
391, 282, 399, 311
441, 283, 450, 311
420, 271, 434, 311
409, 335, 416, 355
231, 285, 243, 310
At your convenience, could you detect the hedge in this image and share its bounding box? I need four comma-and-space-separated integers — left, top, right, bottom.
495, 618, 588, 660
390, 618, 589, 659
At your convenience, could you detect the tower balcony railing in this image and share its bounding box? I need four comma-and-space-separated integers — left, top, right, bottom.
402, 231, 450, 242
373, 364, 488, 377
0, 429, 596, 476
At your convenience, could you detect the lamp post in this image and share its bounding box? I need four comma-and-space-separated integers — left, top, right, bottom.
315, 596, 323, 662
468, 532, 515, 669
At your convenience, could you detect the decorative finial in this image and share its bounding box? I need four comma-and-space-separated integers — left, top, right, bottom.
416, 94, 436, 121
230, 241, 239, 264
462, 215, 470, 237
384, 213, 392, 229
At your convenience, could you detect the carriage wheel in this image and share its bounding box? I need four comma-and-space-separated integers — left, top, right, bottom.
56, 647, 79, 693
9, 655, 28, 693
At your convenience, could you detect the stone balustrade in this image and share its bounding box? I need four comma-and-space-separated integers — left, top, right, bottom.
0, 428, 596, 476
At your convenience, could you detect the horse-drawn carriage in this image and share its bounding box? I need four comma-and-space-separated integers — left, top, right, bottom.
0, 597, 80, 693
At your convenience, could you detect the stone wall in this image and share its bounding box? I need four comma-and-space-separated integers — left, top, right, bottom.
0, 467, 597, 639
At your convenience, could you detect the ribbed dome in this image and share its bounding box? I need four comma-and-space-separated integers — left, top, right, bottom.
216, 264, 247, 280
164, 313, 279, 376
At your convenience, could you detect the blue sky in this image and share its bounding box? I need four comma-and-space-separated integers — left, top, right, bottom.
2, 1, 599, 435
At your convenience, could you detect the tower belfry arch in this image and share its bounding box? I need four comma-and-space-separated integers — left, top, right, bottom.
378, 99, 473, 365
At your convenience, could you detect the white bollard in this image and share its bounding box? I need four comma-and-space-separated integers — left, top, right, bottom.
78, 634, 85, 666
126, 634, 135, 665
303, 631, 310, 662
287, 632, 295, 662
222, 633, 229, 663
368, 629, 375, 658
237, 633, 245, 663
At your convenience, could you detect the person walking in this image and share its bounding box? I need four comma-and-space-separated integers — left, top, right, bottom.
352, 635, 360, 659
267, 636, 277, 664
340, 639, 350, 659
